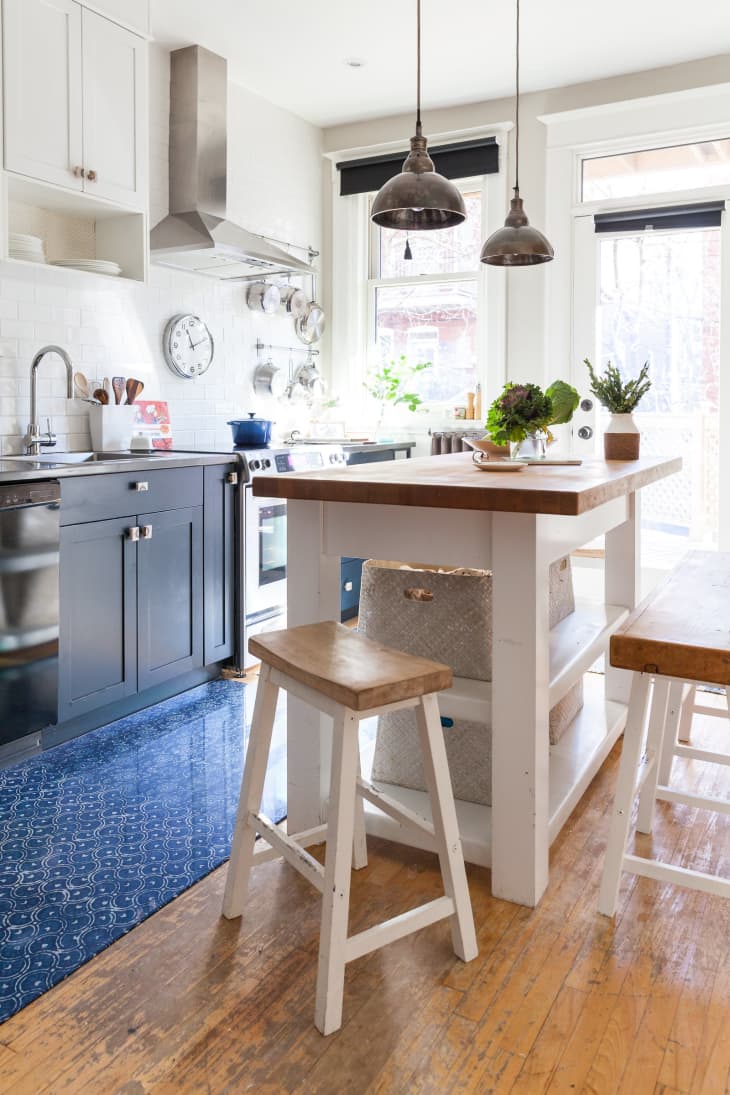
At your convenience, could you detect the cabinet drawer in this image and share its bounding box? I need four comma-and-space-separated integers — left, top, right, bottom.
61, 467, 204, 525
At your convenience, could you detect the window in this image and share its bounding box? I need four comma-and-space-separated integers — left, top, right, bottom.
582, 138, 730, 202
369, 187, 483, 408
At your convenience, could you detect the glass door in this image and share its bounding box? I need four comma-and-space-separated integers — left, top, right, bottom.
573, 212, 727, 589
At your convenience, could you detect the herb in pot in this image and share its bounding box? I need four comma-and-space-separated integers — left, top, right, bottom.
583, 358, 651, 413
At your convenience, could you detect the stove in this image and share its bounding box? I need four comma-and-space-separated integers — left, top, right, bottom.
236, 444, 347, 478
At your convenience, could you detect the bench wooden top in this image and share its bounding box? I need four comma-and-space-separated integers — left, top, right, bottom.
249, 621, 453, 711
610, 551, 730, 684
252, 452, 681, 517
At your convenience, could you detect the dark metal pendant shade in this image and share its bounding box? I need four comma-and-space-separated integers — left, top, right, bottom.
371, 0, 465, 232
480, 189, 554, 266
371, 134, 466, 230
480, 0, 554, 267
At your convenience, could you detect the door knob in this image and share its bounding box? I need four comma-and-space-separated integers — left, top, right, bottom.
578, 426, 593, 440
580, 398, 594, 412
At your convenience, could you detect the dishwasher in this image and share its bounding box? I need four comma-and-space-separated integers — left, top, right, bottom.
0, 480, 61, 760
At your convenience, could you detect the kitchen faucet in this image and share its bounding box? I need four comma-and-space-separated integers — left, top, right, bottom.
24, 345, 74, 455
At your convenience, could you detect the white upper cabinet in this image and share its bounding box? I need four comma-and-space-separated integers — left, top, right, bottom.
2, 0, 148, 212
81, 9, 148, 209
84, 0, 149, 36
3, 0, 84, 192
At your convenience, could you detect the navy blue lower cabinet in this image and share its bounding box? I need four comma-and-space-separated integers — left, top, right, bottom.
340, 557, 365, 622
58, 517, 138, 722
203, 464, 236, 664
137, 506, 204, 692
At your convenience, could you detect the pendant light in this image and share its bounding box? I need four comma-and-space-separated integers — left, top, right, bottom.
371, 0, 466, 231
480, 0, 554, 266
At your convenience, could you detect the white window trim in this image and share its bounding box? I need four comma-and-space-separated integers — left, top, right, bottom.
327, 132, 509, 425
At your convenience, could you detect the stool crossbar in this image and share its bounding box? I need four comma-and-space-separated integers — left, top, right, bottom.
599, 552, 730, 916
222, 621, 478, 1035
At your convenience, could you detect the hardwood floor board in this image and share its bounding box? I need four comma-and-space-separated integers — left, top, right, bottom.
617, 952, 692, 1094
689, 954, 730, 1095
502, 983, 588, 1093
366, 984, 465, 1095
657, 958, 718, 1093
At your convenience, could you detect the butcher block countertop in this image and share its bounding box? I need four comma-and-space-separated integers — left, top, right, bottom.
252, 452, 682, 517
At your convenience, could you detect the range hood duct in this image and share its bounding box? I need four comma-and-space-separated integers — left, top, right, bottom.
150, 46, 313, 279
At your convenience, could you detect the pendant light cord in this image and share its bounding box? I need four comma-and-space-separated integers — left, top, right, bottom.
514, 0, 520, 194
416, 0, 422, 136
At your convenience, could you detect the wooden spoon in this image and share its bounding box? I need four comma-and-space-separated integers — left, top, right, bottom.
112, 376, 126, 405
125, 378, 144, 405
93, 388, 109, 405
74, 372, 90, 399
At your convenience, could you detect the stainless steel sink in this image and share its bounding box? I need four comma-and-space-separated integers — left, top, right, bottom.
9, 451, 168, 464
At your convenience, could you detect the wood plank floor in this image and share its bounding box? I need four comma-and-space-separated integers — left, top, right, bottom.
0, 690, 728, 1094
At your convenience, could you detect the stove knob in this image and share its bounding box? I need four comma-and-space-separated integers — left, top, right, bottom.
263, 458, 271, 468
250, 459, 260, 470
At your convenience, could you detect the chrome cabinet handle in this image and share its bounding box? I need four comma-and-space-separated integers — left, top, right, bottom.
86, 169, 97, 182
343, 580, 353, 592
226, 471, 239, 485
140, 525, 152, 540
133, 481, 149, 492
127, 526, 140, 542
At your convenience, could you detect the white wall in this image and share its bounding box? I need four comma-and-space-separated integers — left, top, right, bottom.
0, 44, 324, 455
323, 52, 730, 393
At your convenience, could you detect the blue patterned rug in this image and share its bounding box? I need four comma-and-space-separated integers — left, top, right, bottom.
0, 679, 286, 1023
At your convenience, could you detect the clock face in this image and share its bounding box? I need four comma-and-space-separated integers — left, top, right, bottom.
163, 314, 214, 379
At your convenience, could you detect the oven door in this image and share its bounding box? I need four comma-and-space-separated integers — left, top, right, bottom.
244, 486, 287, 620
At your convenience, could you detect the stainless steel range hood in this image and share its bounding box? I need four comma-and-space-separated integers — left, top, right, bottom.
150, 46, 313, 280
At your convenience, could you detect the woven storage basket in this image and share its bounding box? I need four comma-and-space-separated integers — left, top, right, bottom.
364, 556, 582, 805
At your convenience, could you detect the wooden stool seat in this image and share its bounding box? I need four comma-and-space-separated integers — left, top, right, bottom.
249, 621, 453, 711
224, 623, 477, 1035
599, 551, 730, 916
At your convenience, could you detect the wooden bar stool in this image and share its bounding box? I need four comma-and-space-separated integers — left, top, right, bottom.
222, 620, 478, 1035
599, 551, 730, 917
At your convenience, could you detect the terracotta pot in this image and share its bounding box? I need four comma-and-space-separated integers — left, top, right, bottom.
603, 413, 640, 460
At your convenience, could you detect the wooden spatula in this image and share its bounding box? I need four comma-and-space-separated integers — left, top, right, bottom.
112, 376, 126, 405
125, 378, 144, 405
93, 388, 109, 404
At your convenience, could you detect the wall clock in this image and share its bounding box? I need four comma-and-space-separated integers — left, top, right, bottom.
163, 313, 215, 379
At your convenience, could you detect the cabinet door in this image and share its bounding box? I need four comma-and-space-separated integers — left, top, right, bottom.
3, 0, 83, 190
137, 507, 203, 692
203, 465, 237, 665
58, 517, 137, 722
81, 8, 147, 209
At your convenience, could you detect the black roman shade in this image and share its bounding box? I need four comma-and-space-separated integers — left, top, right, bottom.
594, 201, 725, 234
337, 137, 499, 197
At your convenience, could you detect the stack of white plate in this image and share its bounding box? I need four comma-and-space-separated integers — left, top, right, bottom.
51, 258, 122, 277
9, 233, 46, 263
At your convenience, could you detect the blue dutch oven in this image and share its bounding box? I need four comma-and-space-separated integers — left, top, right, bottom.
228, 413, 273, 448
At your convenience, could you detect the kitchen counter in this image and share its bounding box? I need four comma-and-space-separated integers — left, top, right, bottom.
0, 450, 245, 484
266, 450, 681, 907
341, 441, 415, 456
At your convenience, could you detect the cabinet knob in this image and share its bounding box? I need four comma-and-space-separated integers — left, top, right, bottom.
73, 165, 86, 178
127, 526, 140, 541
226, 471, 239, 485
343, 580, 354, 592
140, 524, 153, 540
578, 426, 594, 440
86, 169, 97, 182
133, 481, 149, 492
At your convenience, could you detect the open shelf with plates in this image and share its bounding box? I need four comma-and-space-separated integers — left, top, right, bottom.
2, 173, 147, 283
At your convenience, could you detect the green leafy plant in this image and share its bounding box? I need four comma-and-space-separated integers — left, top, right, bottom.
486, 380, 580, 445
364, 355, 432, 412
584, 358, 651, 413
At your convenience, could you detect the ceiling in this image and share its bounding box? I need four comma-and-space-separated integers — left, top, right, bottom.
150, 1, 730, 128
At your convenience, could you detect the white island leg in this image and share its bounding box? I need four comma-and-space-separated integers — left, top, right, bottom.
490, 512, 551, 906
605, 491, 640, 704
285, 499, 341, 832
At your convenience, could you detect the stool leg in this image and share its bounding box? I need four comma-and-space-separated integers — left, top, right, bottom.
637, 677, 670, 834
678, 682, 695, 743
415, 693, 478, 963
315, 707, 360, 1036
222, 664, 280, 920
598, 672, 652, 917
658, 679, 684, 787
352, 743, 368, 872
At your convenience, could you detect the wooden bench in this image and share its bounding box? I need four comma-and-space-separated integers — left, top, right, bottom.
222, 621, 478, 1034
599, 551, 730, 916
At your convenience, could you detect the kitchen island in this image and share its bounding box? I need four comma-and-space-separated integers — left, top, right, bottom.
254, 451, 681, 907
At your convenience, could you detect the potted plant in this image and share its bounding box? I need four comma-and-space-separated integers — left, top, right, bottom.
485, 379, 580, 459
364, 355, 431, 438
584, 358, 651, 459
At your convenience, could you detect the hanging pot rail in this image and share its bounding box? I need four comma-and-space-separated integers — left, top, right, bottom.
255, 339, 319, 357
